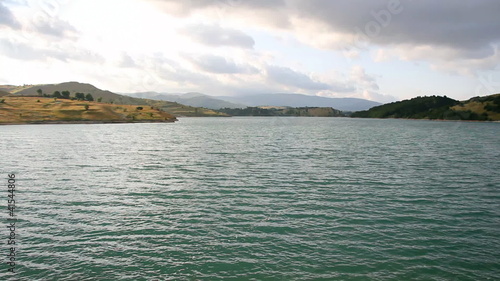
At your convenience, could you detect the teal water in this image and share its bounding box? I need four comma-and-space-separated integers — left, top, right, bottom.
1, 117, 499, 280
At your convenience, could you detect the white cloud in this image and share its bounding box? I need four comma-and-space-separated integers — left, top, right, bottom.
180, 24, 255, 49
0, 37, 103, 62
348, 66, 397, 102
188, 54, 258, 74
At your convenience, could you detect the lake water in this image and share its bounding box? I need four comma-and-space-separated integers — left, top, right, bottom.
1, 117, 499, 280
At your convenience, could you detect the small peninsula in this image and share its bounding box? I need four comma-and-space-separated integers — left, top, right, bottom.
0, 97, 177, 125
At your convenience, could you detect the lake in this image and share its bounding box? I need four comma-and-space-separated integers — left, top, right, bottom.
1, 117, 499, 280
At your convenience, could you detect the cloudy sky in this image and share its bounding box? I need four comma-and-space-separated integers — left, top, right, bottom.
1, 0, 499, 102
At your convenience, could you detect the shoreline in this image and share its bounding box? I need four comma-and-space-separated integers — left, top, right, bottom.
0, 119, 177, 126
349, 117, 500, 123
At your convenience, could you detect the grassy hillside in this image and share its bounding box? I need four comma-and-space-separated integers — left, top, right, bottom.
451, 94, 500, 121
351, 94, 500, 121
5, 82, 228, 117
0, 97, 177, 124
0, 84, 34, 94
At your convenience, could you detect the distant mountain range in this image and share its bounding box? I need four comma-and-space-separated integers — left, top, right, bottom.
127, 92, 247, 110
218, 93, 381, 111
125, 92, 381, 111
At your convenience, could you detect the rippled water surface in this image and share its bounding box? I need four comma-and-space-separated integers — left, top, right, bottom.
1, 117, 499, 280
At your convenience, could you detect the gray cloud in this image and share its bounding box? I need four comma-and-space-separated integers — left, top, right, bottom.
147, 0, 285, 15
266, 65, 332, 90
190, 54, 257, 74
118, 53, 137, 68
32, 17, 78, 38
156, 0, 500, 61
181, 24, 255, 48
294, 0, 500, 53
0, 2, 21, 29
143, 55, 214, 85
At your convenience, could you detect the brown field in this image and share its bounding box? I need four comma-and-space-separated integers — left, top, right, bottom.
0, 97, 177, 124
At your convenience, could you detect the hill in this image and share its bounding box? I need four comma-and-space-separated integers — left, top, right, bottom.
216, 93, 381, 111
351, 94, 500, 121
126, 92, 246, 109
0, 96, 177, 124
6, 82, 228, 117
219, 106, 344, 117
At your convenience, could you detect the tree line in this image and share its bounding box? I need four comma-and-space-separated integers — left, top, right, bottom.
37, 89, 102, 102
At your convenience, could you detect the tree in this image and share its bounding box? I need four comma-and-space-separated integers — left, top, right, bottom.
84, 104, 89, 111
97, 97, 102, 102
61, 91, 70, 99
75, 92, 85, 100
85, 93, 94, 101
136, 106, 143, 110
53, 91, 62, 98
37, 89, 42, 96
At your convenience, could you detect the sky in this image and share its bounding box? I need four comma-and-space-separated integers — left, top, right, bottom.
1, 0, 500, 102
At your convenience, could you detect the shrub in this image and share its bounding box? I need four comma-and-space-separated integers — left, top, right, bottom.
136, 107, 143, 110
75, 93, 85, 100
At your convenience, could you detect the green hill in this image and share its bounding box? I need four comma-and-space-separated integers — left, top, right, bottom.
351, 94, 500, 121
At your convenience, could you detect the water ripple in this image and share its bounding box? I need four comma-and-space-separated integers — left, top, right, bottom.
0, 119, 499, 280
